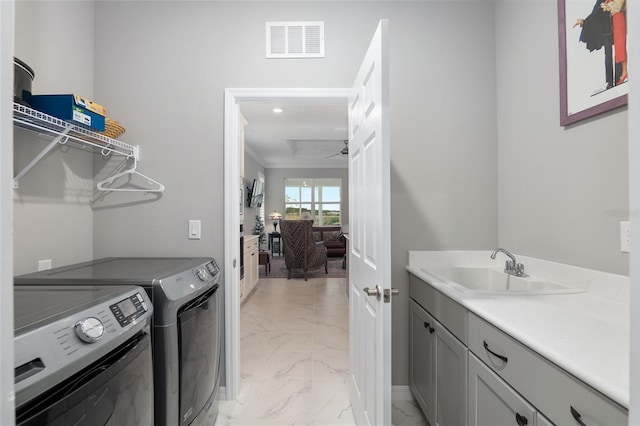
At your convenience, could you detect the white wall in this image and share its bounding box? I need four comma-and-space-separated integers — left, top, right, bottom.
495, 0, 628, 275
13, 1, 95, 274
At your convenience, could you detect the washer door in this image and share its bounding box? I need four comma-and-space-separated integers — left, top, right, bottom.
16, 332, 153, 426
177, 284, 220, 425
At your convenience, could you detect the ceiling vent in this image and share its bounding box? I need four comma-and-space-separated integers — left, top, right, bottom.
266, 21, 325, 58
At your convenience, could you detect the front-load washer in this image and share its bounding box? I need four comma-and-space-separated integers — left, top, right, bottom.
15, 257, 222, 426
14, 285, 154, 425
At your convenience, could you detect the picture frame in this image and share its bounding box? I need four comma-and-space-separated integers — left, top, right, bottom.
558, 0, 628, 125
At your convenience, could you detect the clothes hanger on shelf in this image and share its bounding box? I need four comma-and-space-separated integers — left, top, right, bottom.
96, 158, 165, 193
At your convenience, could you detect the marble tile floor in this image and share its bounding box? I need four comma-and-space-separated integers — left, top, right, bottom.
213, 277, 428, 426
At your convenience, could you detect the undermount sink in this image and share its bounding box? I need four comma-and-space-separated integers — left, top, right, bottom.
421, 266, 584, 295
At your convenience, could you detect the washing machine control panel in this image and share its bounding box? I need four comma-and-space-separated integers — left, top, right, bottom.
109, 292, 149, 327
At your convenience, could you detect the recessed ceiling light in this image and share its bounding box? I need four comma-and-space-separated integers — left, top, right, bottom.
273, 108, 283, 113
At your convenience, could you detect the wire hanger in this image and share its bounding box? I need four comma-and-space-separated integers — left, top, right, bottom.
96, 158, 165, 193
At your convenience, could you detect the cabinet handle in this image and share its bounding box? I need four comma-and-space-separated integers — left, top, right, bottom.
423, 322, 435, 333
515, 413, 528, 426
483, 340, 508, 363
570, 406, 587, 426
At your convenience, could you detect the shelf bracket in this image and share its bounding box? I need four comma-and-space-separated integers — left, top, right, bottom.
13, 127, 71, 189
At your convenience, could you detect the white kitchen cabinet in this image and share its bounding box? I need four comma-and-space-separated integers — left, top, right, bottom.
409, 299, 467, 426
241, 235, 259, 303
469, 352, 536, 426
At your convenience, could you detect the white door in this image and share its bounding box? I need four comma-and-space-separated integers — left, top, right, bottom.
348, 19, 392, 426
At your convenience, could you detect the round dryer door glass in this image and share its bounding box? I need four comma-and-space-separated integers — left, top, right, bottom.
75, 317, 105, 343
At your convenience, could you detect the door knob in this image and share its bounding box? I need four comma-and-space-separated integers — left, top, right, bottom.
363, 285, 381, 297
384, 288, 399, 303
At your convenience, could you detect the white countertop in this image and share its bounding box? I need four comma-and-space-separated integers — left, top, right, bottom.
407, 251, 630, 409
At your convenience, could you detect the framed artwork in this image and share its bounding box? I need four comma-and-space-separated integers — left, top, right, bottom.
558, 0, 628, 125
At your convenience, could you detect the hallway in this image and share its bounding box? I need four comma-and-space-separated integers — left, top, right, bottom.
216, 277, 353, 425
215, 276, 427, 425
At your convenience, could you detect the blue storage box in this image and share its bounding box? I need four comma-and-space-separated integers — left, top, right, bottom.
24, 93, 107, 131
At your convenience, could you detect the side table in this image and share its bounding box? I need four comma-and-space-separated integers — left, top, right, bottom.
259, 251, 271, 276
269, 232, 282, 257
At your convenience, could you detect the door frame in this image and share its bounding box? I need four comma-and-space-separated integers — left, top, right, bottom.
223, 88, 351, 400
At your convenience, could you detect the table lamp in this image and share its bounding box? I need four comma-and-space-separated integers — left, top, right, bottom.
269, 210, 282, 233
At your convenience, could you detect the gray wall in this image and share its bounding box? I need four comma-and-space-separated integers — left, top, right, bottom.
243, 152, 266, 235
13, 0, 628, 388
264, 167, 350, 231
495, 0, 628, 275
91, 0, 500, 387
13, 1, 95, 275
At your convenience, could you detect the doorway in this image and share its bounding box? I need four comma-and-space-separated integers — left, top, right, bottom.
223, 88, 352, 401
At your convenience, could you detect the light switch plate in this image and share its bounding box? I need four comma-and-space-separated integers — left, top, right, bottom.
620, 221, 630, 253
38, 259, 52, 271
189, 220, 201, 240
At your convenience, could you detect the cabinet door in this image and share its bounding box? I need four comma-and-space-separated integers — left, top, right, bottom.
250, 248, 258, 287
468, 353, 536, 426
409, 300, 436, 422
244, 249, 252, 294
434, 321, 467, 426
537, 412, 554, 426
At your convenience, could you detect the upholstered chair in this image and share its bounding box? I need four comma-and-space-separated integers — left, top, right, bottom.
279, 219, 328, 280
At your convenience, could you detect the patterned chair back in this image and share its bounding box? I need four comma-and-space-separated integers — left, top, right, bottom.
279, 219, 328, 280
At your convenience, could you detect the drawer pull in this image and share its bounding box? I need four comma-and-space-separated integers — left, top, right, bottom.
423, 322, 435, 334
483, 340, 508, 363
570, 406, 587, 426
515, 413, 528, 426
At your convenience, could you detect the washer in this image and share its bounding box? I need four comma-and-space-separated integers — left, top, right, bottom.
15, 257, 222, 426
14, 285, 154, 425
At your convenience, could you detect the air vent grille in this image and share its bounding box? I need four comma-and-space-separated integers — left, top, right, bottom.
266, 22, 325, 58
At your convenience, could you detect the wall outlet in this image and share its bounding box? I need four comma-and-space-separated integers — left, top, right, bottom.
189, 220, 201, 240
38, 259, 52, 271
620, 221, 630, 253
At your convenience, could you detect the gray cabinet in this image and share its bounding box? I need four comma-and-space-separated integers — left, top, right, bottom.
409, 299, 467, 426
469, 352, 536, 426
468, 313, 627, 426
409, 299, 435, 421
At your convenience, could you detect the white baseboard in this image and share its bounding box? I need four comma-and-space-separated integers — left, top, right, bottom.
392, 385, 413, 401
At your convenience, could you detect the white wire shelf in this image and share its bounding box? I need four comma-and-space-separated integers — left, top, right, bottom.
12, 102, 142, 189
13, 102, 137, 158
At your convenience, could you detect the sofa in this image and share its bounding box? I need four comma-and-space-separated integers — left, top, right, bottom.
312, 226, 346, 257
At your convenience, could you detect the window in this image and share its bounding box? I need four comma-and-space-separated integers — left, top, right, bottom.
285, 178, 341, 225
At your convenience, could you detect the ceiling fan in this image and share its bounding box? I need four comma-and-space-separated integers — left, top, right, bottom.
325, 140, 348, 158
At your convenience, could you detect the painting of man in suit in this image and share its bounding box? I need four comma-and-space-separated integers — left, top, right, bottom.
562, 0, 628, 122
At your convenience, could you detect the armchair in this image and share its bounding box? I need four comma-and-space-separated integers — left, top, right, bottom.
280, 219, 328, 281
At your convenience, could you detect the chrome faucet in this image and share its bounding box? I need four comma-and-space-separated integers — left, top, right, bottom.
490, 248, 528, 277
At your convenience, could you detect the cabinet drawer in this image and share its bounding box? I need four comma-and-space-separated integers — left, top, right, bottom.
409, 274, 467, 344
468, 352, 535, 426
468, 313, 627, 426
